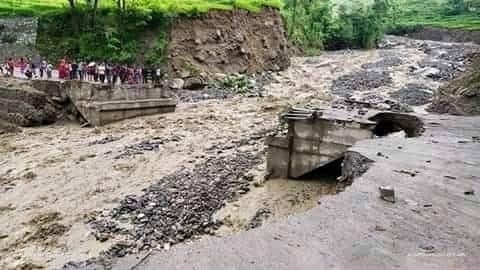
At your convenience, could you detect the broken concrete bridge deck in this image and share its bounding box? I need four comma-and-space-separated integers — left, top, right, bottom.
112, 113, 480, 270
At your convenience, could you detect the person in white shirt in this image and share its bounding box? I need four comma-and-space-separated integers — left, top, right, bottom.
98, 63, 106, 83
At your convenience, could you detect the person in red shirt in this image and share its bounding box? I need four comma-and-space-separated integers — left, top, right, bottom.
58, 59, 68, 79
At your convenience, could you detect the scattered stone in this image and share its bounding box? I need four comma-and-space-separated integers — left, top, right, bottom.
379, 186, 396, 203
374, 225, 387, 231
393, 170, 417, 177
390, 84, 433, 106
444, 175, 456, 180
76, 149, 263, 268
114, 136, 182, 159
419, 244, 436, 253
333, 97, 413, 113
361, 57, 403, 70
23, 171, 37, 180
417, 59, 462, 81
183, 77, 206, 90
174, 72, 273, 103
331, 71, 393, 97
247, 208, 272, 230
169, 78, 185, 90
88, 136, 121, 146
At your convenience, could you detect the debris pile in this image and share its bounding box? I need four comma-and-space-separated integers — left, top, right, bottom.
174, 73, 273, 103
67, 150, 262, 269
428, 55, 480, 115
390, 84, 433, 106
114, 136, 182, 159
361, 57, 403, 70
331, 71, 393, 97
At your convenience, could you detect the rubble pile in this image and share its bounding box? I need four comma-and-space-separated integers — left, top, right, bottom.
331, 71, 393, 97
361, 57, 403, 70
114, 136, 183, 159
66, 150, 262, 269
174, 73, 274, 102
390, 84, 433, 106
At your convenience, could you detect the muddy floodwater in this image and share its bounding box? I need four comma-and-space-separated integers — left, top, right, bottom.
1, 36, 479, 269
215, 176, 338, 236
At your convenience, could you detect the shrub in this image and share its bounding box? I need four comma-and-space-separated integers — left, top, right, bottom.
284, 0, 392, 51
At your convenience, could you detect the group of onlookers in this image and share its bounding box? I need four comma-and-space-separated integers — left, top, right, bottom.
1, 57, 163, 85
1, 57, 53, 79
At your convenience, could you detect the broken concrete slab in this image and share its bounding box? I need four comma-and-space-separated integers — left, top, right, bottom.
267, 108, 423, 179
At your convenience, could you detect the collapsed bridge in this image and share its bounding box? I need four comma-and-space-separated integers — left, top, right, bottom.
267, 107, 424, 179
0, 78, 177, 128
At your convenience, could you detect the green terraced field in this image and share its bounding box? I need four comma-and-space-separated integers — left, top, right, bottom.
396, 0, 480, 30
0, 0, 283, 16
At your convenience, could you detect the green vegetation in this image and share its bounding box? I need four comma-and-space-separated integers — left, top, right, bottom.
0, 0, 283, 16
2, 0, 284, 65
283, 0, 394, 51
392, 0, 480, 31
2, 0, 480, 64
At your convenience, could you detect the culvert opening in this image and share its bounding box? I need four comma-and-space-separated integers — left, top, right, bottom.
369, 112, 424, 138
298, 157, 343, 181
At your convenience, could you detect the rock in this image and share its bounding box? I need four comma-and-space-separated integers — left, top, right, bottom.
374, 225, 386, 231
83, 149, 263, 266
23, 171, 37, 180
376, 103, 391, 111
390, 84, 433, 106
464, 189, 475, 195
169, 78, 185, 90
183, 77, 206, 90
419, 244, 435, 253
379, 186, 396, 203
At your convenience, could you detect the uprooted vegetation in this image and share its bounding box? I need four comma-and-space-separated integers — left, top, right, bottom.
428, 54, 480, 115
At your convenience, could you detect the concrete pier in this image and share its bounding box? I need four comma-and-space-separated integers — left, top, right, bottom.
33, 80, 177, 126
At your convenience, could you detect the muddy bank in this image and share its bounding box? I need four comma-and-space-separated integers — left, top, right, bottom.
0, 79, 59, 127
428, 55, 480, 115
168, 7, 290, 78
403, 26, 480, 45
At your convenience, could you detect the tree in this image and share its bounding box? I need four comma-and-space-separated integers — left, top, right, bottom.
68, 0, 76, 9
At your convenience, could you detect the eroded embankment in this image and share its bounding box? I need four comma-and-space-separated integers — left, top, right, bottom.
167, 7, 290, 79
404, 26, 480, 45
0, 79, 59, 128
428, 54, 480, 115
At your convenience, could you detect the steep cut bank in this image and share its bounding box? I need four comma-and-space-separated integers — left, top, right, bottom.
167, 7, 290, 78
401, 26, 480, 45
0, 79, 59, 128
428, 55, 480, 115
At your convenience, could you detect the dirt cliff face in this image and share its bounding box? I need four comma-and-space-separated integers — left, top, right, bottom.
428, 55, 480, 115
167, 8, 290, 78
0, 79, 58, 127
405, 27, 480, 45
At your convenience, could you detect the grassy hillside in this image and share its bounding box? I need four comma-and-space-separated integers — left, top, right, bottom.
394, 0, 480, 30
0, 0, 283, 16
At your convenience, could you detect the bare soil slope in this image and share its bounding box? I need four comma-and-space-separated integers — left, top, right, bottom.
428, 55, 480, 115
0, 78, 58, 128
167, 8, 290, 78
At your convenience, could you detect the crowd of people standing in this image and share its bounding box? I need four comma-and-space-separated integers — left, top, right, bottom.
1, 57, 164, 85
